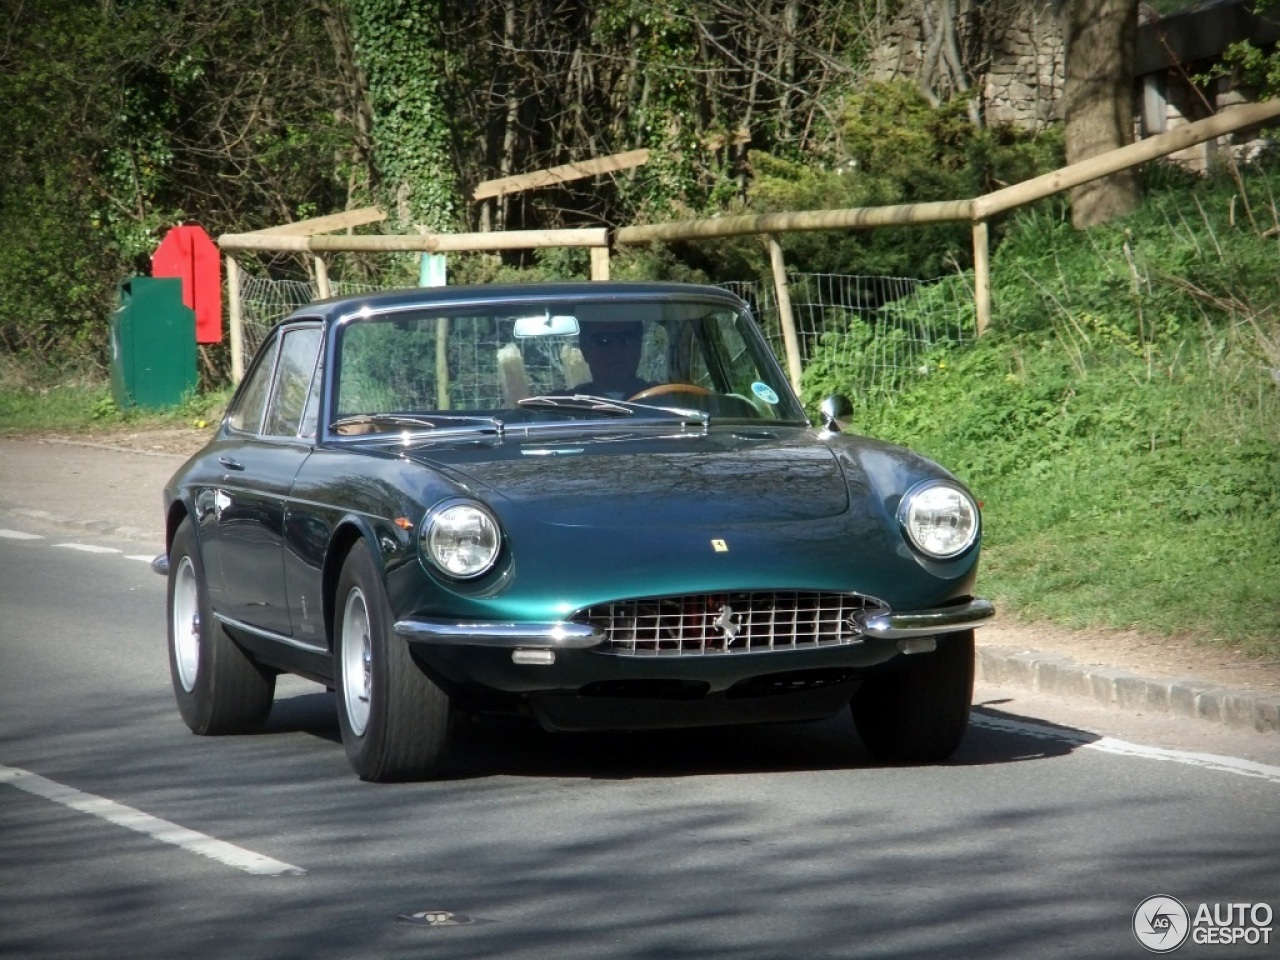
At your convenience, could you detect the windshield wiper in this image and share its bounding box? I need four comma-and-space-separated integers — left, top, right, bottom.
330, 413, 504, 434
517, 394, 636, 417
519, 394, 711, 426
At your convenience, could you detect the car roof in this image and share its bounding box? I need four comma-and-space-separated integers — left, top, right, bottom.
290, 281, 747, 324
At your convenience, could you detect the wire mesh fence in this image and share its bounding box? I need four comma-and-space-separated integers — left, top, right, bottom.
723, 272, 976, 399
238, 278, 385, 360
237, 272, 976, 402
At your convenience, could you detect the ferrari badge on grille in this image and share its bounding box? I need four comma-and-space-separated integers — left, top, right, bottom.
712, 603, 742, 641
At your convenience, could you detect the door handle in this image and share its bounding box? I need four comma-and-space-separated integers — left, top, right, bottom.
218, 456, 245, 471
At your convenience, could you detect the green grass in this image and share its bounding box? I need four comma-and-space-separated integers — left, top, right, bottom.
804, 164, 1280, 659
0, 380, 112, 433
0, 358, 231, 434
863, 348, 1278, 657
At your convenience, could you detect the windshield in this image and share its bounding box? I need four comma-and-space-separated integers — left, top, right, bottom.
330, 295, 806, 433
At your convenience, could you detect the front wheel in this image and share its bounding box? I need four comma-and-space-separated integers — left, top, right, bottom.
850, 630, 974, 764
167, 517, 275, 734
334, 540, 452, 782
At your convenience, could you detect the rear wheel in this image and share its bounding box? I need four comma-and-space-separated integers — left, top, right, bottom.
851, 630, 974, 763
334, 540, 452, 781
167, 517, 275, 734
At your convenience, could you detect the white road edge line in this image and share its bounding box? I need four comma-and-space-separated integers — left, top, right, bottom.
53, 543, 122, 554
972, 714, 1280, 785
0, 764, 306, 876
0, 529, 43, 540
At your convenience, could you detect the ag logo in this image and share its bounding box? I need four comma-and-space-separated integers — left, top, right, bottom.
1133, 895, 1190, 953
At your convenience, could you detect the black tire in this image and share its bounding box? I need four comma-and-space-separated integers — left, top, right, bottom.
334, 540, 452, 782
167, 517, 275, 734
850, 630, 974, 764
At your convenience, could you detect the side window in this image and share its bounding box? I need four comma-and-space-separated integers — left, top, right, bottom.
227, 337, 281, 434
263, 326, 323, 438
299, 352, 324, 439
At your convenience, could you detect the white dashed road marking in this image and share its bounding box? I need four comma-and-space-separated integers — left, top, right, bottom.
0, 765, 306, 876
1, 526, 155, 558
972, 714, 1280, 785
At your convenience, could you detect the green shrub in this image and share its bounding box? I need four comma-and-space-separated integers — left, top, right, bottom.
724, 82, 1063, 281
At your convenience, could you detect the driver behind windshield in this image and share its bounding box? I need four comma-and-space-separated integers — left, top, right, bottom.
572, 321, 655, 400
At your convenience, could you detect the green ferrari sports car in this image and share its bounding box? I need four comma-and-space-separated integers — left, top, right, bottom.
155, 281, 993, 781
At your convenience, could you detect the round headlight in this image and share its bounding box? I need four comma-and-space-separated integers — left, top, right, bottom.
898, 481, 979, 559
421, 500, 501, 579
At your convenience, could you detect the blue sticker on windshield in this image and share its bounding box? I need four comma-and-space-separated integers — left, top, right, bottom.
751, 381, 780, 405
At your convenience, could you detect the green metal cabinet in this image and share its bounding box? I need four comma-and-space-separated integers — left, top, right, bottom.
110, 277, 197, 409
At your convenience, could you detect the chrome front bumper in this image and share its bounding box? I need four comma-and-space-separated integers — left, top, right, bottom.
395, 597, 994, 650
395, 619, 603, 649
853, 597, 995, 639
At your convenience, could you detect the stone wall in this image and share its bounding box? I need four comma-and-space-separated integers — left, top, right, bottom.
867, 0, 1065, 132
979, 1, 1065, 128
867, 0, 1276, 159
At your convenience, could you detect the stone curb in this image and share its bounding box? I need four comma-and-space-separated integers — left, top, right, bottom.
977, 644, 1280, 735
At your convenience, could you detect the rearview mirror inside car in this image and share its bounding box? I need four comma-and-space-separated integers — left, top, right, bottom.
513, 313, 580, 338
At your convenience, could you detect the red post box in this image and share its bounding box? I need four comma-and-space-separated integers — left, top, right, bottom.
152, 224, 222, 344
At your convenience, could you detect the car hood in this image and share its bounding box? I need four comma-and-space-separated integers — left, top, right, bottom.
400, 427, 850, 525
360, 425, 978, 616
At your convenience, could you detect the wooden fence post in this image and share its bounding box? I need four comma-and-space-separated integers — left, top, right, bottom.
226, 255, 245, 383
590, 246, 610, 281
972, 219, 991, 336
314, 255, 332, 300
767, 234, 804, 392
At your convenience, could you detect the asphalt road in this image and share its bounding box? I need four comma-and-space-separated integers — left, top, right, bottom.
2, 520, 1279, 960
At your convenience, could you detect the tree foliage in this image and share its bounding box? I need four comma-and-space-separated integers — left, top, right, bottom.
402, 0, 880, 231
1, 0, 358, 365
3, 0, 1075, 369
347, 0, 457, 230
730, 82, 1061, 279
1205, 38, 1280, 100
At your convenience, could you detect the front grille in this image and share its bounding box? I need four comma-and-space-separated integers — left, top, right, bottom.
574, 591, 882, 657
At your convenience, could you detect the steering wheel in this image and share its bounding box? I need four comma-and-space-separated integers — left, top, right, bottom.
628, 383, 714, 402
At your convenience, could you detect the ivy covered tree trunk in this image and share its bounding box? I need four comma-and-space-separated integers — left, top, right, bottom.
320, 0, 377, 211
1062, 0, 1141, 229
347, 0, 460, 232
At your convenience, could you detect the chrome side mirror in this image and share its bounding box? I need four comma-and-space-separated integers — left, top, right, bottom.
819, 394, 852, 433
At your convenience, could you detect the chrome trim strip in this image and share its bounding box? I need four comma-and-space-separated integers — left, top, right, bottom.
395, 619, 603, 649
854, 598, 995, 639
151, 554, 170, 577
213, 613, 329, 654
